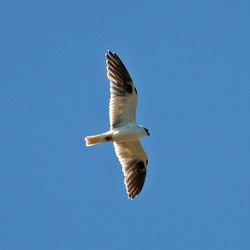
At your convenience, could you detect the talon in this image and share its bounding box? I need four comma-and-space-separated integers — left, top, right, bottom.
105, 135, 112, 141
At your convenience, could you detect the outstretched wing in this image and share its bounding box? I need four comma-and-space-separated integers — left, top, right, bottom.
106, 51, 138, 129
114, 140, 148, 199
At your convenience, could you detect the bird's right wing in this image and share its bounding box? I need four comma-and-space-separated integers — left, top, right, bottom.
106, 51, 138, 129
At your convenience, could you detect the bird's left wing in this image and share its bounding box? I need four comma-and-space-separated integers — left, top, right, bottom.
114, 140, 148, 199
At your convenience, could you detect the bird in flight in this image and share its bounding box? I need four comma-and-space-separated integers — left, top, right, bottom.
85, 51, 150, 199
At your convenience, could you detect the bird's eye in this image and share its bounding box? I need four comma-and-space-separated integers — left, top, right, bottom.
144, 128, 150, 135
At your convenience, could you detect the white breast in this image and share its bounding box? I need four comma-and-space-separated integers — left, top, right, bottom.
111, 123, 146, 142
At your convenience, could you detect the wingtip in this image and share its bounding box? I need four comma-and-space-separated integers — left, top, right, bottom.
128, 194, 136, 200
105, 50, 116, 63
106, 50, 116, 57
105, 50, 111, 59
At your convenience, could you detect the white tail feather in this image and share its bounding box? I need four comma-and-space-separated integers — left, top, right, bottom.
84, 132, 111, 146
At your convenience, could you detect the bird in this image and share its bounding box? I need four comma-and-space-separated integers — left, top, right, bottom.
84, 50, 150, 199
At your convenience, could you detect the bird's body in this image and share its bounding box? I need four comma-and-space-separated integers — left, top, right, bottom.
85, 51, 150, 199
85, 123, 148, 146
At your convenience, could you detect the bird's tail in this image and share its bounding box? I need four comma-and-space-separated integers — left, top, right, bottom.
84, 132, 112, 147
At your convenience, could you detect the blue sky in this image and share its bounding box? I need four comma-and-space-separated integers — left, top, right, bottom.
1, 1, 249, 249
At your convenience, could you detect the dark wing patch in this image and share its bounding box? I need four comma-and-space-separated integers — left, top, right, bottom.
125, 83, 133, 93
138, 161, 146, 170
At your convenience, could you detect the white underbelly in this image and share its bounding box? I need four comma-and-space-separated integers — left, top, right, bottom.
111, 124, 143, 142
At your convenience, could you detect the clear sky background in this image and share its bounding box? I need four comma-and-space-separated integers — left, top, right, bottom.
1, 1, 249, 249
